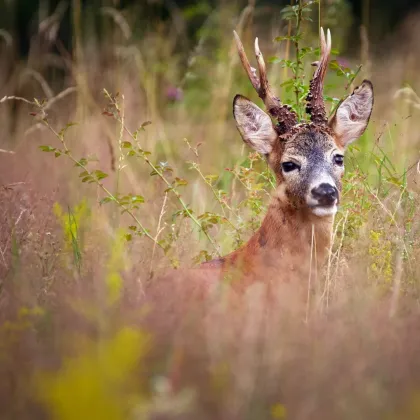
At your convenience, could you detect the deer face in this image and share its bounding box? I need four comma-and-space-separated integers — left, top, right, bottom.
233, 29, 373, 218
233, 80, 374, 217
275, 129, 343, 217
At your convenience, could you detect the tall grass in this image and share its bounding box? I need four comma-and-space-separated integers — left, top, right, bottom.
1, 1, 420, 419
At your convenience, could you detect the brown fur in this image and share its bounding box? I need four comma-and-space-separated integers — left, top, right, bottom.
203, 181, 334, 283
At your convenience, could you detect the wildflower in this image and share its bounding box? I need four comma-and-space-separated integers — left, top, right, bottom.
166, 86, 183, 102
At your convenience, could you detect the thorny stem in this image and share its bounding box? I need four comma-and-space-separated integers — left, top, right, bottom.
105, 92, 221, 256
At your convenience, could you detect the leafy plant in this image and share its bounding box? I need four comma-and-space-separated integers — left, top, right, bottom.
274, 0, 319, 119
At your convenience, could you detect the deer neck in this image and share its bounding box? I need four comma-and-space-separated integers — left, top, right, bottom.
224, 188, 335, 277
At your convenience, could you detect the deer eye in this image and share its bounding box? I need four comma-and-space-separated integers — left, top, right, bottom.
333, 154, 344, 166
282, 162, 300, 173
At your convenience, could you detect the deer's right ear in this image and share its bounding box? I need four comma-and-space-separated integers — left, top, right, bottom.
329, 80, 374, 148
233, 95, 278, 154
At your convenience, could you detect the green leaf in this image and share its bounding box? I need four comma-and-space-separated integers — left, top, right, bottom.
274, 34, 302, 43
298, 47, 314, 59
280, 5, 296, 20
39, 145, 56, 152
58, 122, 77, 138
192, 250, 212, 264
92, 170, 108, 181
99, 197, 114, 205
174, 177, 188, 187
130, 195, 144, 204
75, 158, 88, 167
280, 79, 294, 91
274, 36, 290, 42
140, 121, 152, 130
205, 174, 219, 183
278, 60, 296, 70
172, 208, 193, 220
268, 56, 283, 64
386, 176, 403, 187
122, 141, 132, 148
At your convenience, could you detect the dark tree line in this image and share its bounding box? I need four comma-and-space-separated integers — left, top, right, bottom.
0, 0, 418, 56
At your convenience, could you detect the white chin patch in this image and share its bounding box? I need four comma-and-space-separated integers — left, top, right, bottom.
310, 205, 338, 217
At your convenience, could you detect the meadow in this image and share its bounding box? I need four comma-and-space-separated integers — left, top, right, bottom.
1, 1, 420, 419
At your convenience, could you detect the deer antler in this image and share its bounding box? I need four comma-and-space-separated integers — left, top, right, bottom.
233, 30, 297, 134
306, 27, 332, 125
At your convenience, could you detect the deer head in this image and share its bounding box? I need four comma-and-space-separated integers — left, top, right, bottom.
233, 28, 374, 217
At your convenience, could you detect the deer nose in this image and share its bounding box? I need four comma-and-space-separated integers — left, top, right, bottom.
311, 183, 338, 206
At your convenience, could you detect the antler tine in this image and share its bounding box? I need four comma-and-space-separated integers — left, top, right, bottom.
233, 30, 260, 93
254, 37, 278, 111
306, 27, 332, 125
234, 30, 297, 134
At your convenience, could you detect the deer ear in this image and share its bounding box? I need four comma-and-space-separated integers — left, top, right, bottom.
233, 95, 277, 154
329, 80, 374, 148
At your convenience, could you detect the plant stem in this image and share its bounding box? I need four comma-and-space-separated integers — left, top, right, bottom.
42, 120, 164, 250
122, 124, 221, 255
105, 92, 221, 256
294, 0, 303, 120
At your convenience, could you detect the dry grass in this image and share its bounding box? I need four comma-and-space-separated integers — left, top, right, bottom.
1, 2, 420, 419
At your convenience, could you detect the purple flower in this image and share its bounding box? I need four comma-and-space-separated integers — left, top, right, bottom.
166, 86, 183, 102
336, 57, 350, 69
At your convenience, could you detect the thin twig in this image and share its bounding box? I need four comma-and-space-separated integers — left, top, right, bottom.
1, 86, 77, 117
0, 96, 35, 106
2, 182, 26, 189
331, 210, 349, 298
21, 69, 54, 99
306, 223, 315, 323
149, 193, 168, 280
43, 87, 77, 111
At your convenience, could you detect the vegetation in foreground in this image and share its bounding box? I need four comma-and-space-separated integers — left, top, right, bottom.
1, 1, 420, 419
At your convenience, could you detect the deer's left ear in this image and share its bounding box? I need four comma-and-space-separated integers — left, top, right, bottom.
329, 80, 374, 148
233, 94, 278, 154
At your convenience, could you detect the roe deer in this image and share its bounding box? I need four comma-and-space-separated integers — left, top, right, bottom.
201, 28, 374, 281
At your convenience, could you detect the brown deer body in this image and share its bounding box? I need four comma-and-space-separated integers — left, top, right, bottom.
201, 29, 374, 282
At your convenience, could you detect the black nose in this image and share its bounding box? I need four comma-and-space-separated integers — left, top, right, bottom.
311, 183, 338, 206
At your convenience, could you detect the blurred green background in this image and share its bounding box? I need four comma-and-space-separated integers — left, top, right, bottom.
2, 0, 419, 56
